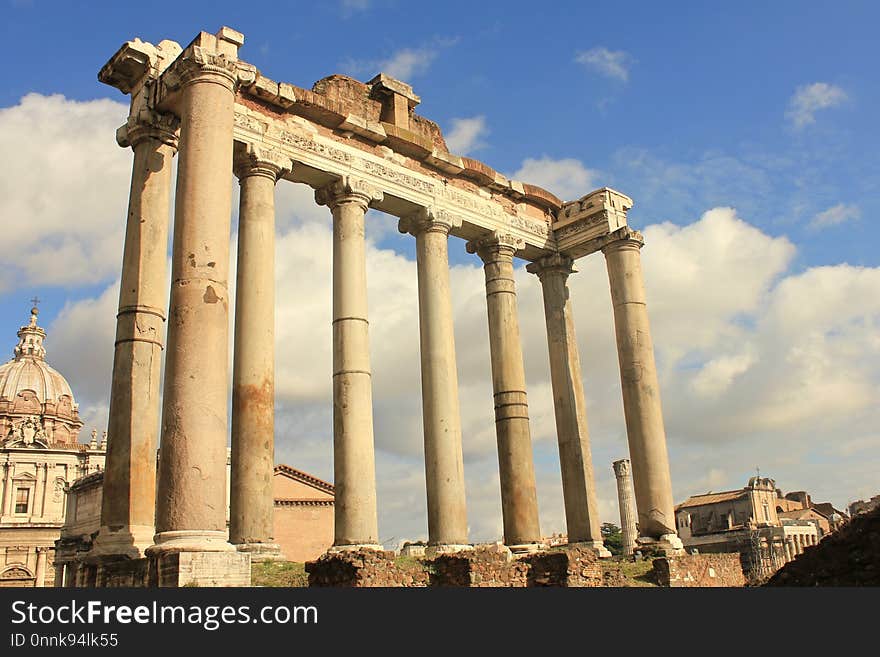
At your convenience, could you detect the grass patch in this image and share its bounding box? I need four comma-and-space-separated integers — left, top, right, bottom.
601, 557, 658, 587
251, 561, 308, 587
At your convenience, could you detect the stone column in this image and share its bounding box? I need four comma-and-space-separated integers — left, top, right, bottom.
399, 208, 469, 552
229, 146, 291, 561
467, 232, 541, 548
54, 563, 65, 588
316, 177, 383, 550
603, 228, 679, 547
2, 462, 14, 517
34, 547, 47, 587
148, 33, 243, 556
612, 459, 638, 556
526, 253, 606, 554
94, 112, 178, 559
32, 463, 44, 520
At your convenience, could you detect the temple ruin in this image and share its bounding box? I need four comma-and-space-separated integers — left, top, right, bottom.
81, 26, 682, 586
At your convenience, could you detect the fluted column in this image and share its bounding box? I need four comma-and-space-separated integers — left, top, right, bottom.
612, 459, 638, 556
603, 228, 678, 545
93, 113, 179, 559
399, 208, 469, 551
526, 253, 606, 553
467, 232, 541, 548
229, 146, 291, 560
316, 176, 383, 549
149, 35, 242, 555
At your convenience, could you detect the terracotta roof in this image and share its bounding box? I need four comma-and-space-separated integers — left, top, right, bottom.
778, 508, 822, 521
810, 502, 844, 519
274, 498, 334, 507
274, 464, 334, 494
676, 489, 748, 510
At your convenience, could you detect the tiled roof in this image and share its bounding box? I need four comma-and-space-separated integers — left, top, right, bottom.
676, 489, 748, 510
274, 464, 335, 494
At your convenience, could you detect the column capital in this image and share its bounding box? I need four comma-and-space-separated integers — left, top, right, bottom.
612, 458, 631, 477
315, 176, 383, 212
117, 109, 180, 150
234, 144, 292, 182
398, 206, 461, 237
600, 226, 645, 254
466, 231, 525, 262
525, 252, 576, 279
159, 29, 254, 94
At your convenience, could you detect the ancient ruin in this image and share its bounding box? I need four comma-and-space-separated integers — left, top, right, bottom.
86, 25, 682, 586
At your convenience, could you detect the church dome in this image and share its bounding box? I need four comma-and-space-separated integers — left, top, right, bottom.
0, 306, 83, 446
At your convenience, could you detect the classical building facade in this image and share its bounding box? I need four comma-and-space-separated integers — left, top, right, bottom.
0, 307, 105, 587
56, 462, 333, 584
86, 25, 681, 586
674, 476, 844, 578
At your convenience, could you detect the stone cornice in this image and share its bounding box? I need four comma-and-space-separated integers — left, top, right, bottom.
397, 207, 461, 237
314, 175, 383, 211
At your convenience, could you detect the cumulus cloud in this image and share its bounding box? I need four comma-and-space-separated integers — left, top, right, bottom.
342, 38, 457, 81
510, 156, 599, 202
575, 47, 634, 82
809, 202, 861, 230
0, 94, 130, 291
786, 82, 847, 129
444, 115, 488, 155
16, 92, 875, 543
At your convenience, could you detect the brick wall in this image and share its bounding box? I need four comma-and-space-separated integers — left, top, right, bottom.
307, 544, 605, 588
652, 553, 745, 587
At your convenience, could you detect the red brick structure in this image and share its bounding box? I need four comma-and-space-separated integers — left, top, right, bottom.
272, 465, 334, 562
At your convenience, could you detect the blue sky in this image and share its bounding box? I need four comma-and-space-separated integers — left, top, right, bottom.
1, 1, 877, 543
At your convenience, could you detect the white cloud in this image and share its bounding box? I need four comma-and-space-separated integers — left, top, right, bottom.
444, 115, 488, 155
17, 91, 874, 542
0, 94, 130, 291
510, 156, 599, 202
46, 202, 880, 543
786, 82, 847, 129
575, 47, 633, 82
809, 203, 860, 230
342, 37, 458, 82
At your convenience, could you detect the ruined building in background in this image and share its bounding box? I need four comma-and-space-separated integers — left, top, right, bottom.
56, 462, 334, 585
0, 307, 106, 587
675, 476, 847, 579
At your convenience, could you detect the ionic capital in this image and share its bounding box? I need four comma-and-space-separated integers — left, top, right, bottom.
600, 226, 645, 255
398, 206, 461, 237
117, 109, 180, 149
315, 176, 383, 212
525, 252, 576, 280
466, 231, 525, 263
159, 29, 254, 95
234, 145, 292, 182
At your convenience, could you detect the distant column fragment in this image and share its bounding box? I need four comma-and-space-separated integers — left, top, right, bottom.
612, 458, 638, 556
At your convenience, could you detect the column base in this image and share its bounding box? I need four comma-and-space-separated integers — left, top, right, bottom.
235, 542, 285, 562
424, 544, 473, 558
328, 543, 385, 554
88, 524, 155, 561
146, 530, 236, 556
635, 533, 685, 556
150, 551, 251, 587
568, 540, 613, 558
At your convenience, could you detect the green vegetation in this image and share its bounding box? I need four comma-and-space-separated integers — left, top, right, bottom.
601, 557, 658, 587
600, 522, 624, 557
251, 561, 308, 587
